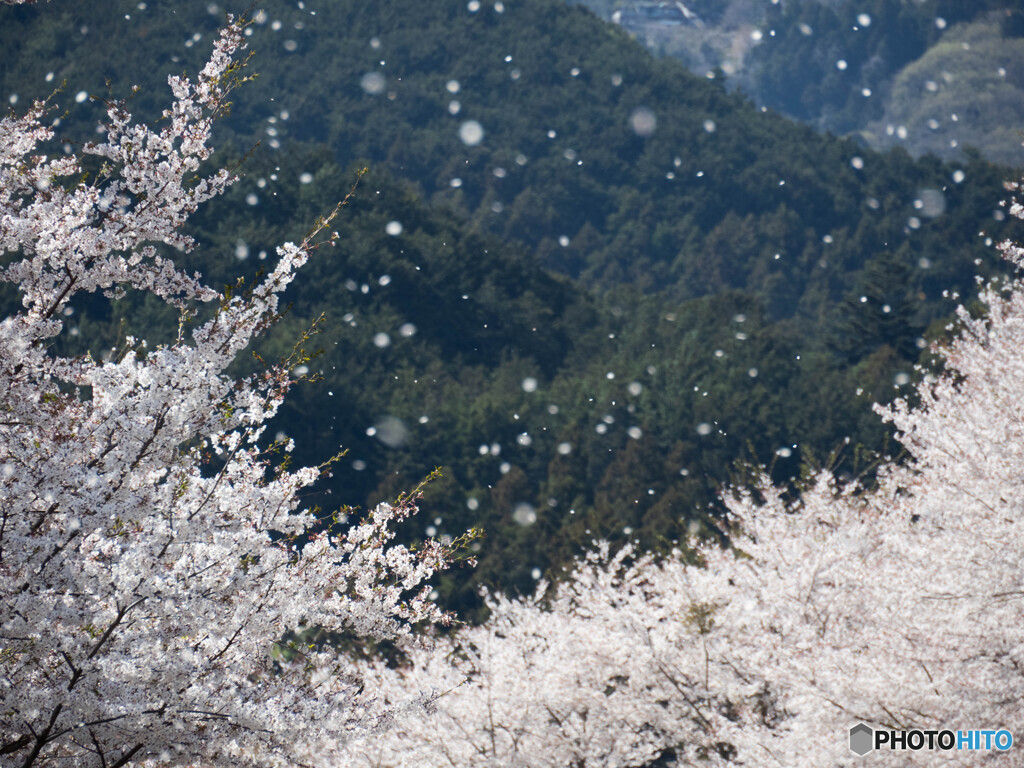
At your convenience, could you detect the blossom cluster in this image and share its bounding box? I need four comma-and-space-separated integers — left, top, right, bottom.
340, 544, 765, 767
0, 17, 451, 768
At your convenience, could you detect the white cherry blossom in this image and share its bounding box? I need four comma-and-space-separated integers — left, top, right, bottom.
0, 16, 453, 768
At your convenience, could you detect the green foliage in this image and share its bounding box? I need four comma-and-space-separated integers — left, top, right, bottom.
863, 17, 1024, 167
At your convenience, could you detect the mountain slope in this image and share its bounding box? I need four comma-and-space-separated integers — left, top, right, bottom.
0, 0, 1016, 612
573, 0, 1024, 165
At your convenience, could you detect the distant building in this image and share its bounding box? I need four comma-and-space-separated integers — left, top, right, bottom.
611, 2, 702, 30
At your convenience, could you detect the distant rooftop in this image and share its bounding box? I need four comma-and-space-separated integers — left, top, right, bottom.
611, 2, 702, 30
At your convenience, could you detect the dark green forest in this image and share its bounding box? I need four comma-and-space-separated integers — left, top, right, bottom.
0, 0, 1018, 616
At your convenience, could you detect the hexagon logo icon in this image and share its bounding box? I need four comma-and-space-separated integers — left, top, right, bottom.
850, 723, 874, 755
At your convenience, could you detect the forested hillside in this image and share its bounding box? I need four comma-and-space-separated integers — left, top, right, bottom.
0, 0, 1016, 613
578, 0, 1024, 166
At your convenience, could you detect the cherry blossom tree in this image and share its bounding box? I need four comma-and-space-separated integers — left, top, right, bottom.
0, 15, 455, 768
692, 186, 1024, 766
337, 543, 774, 768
